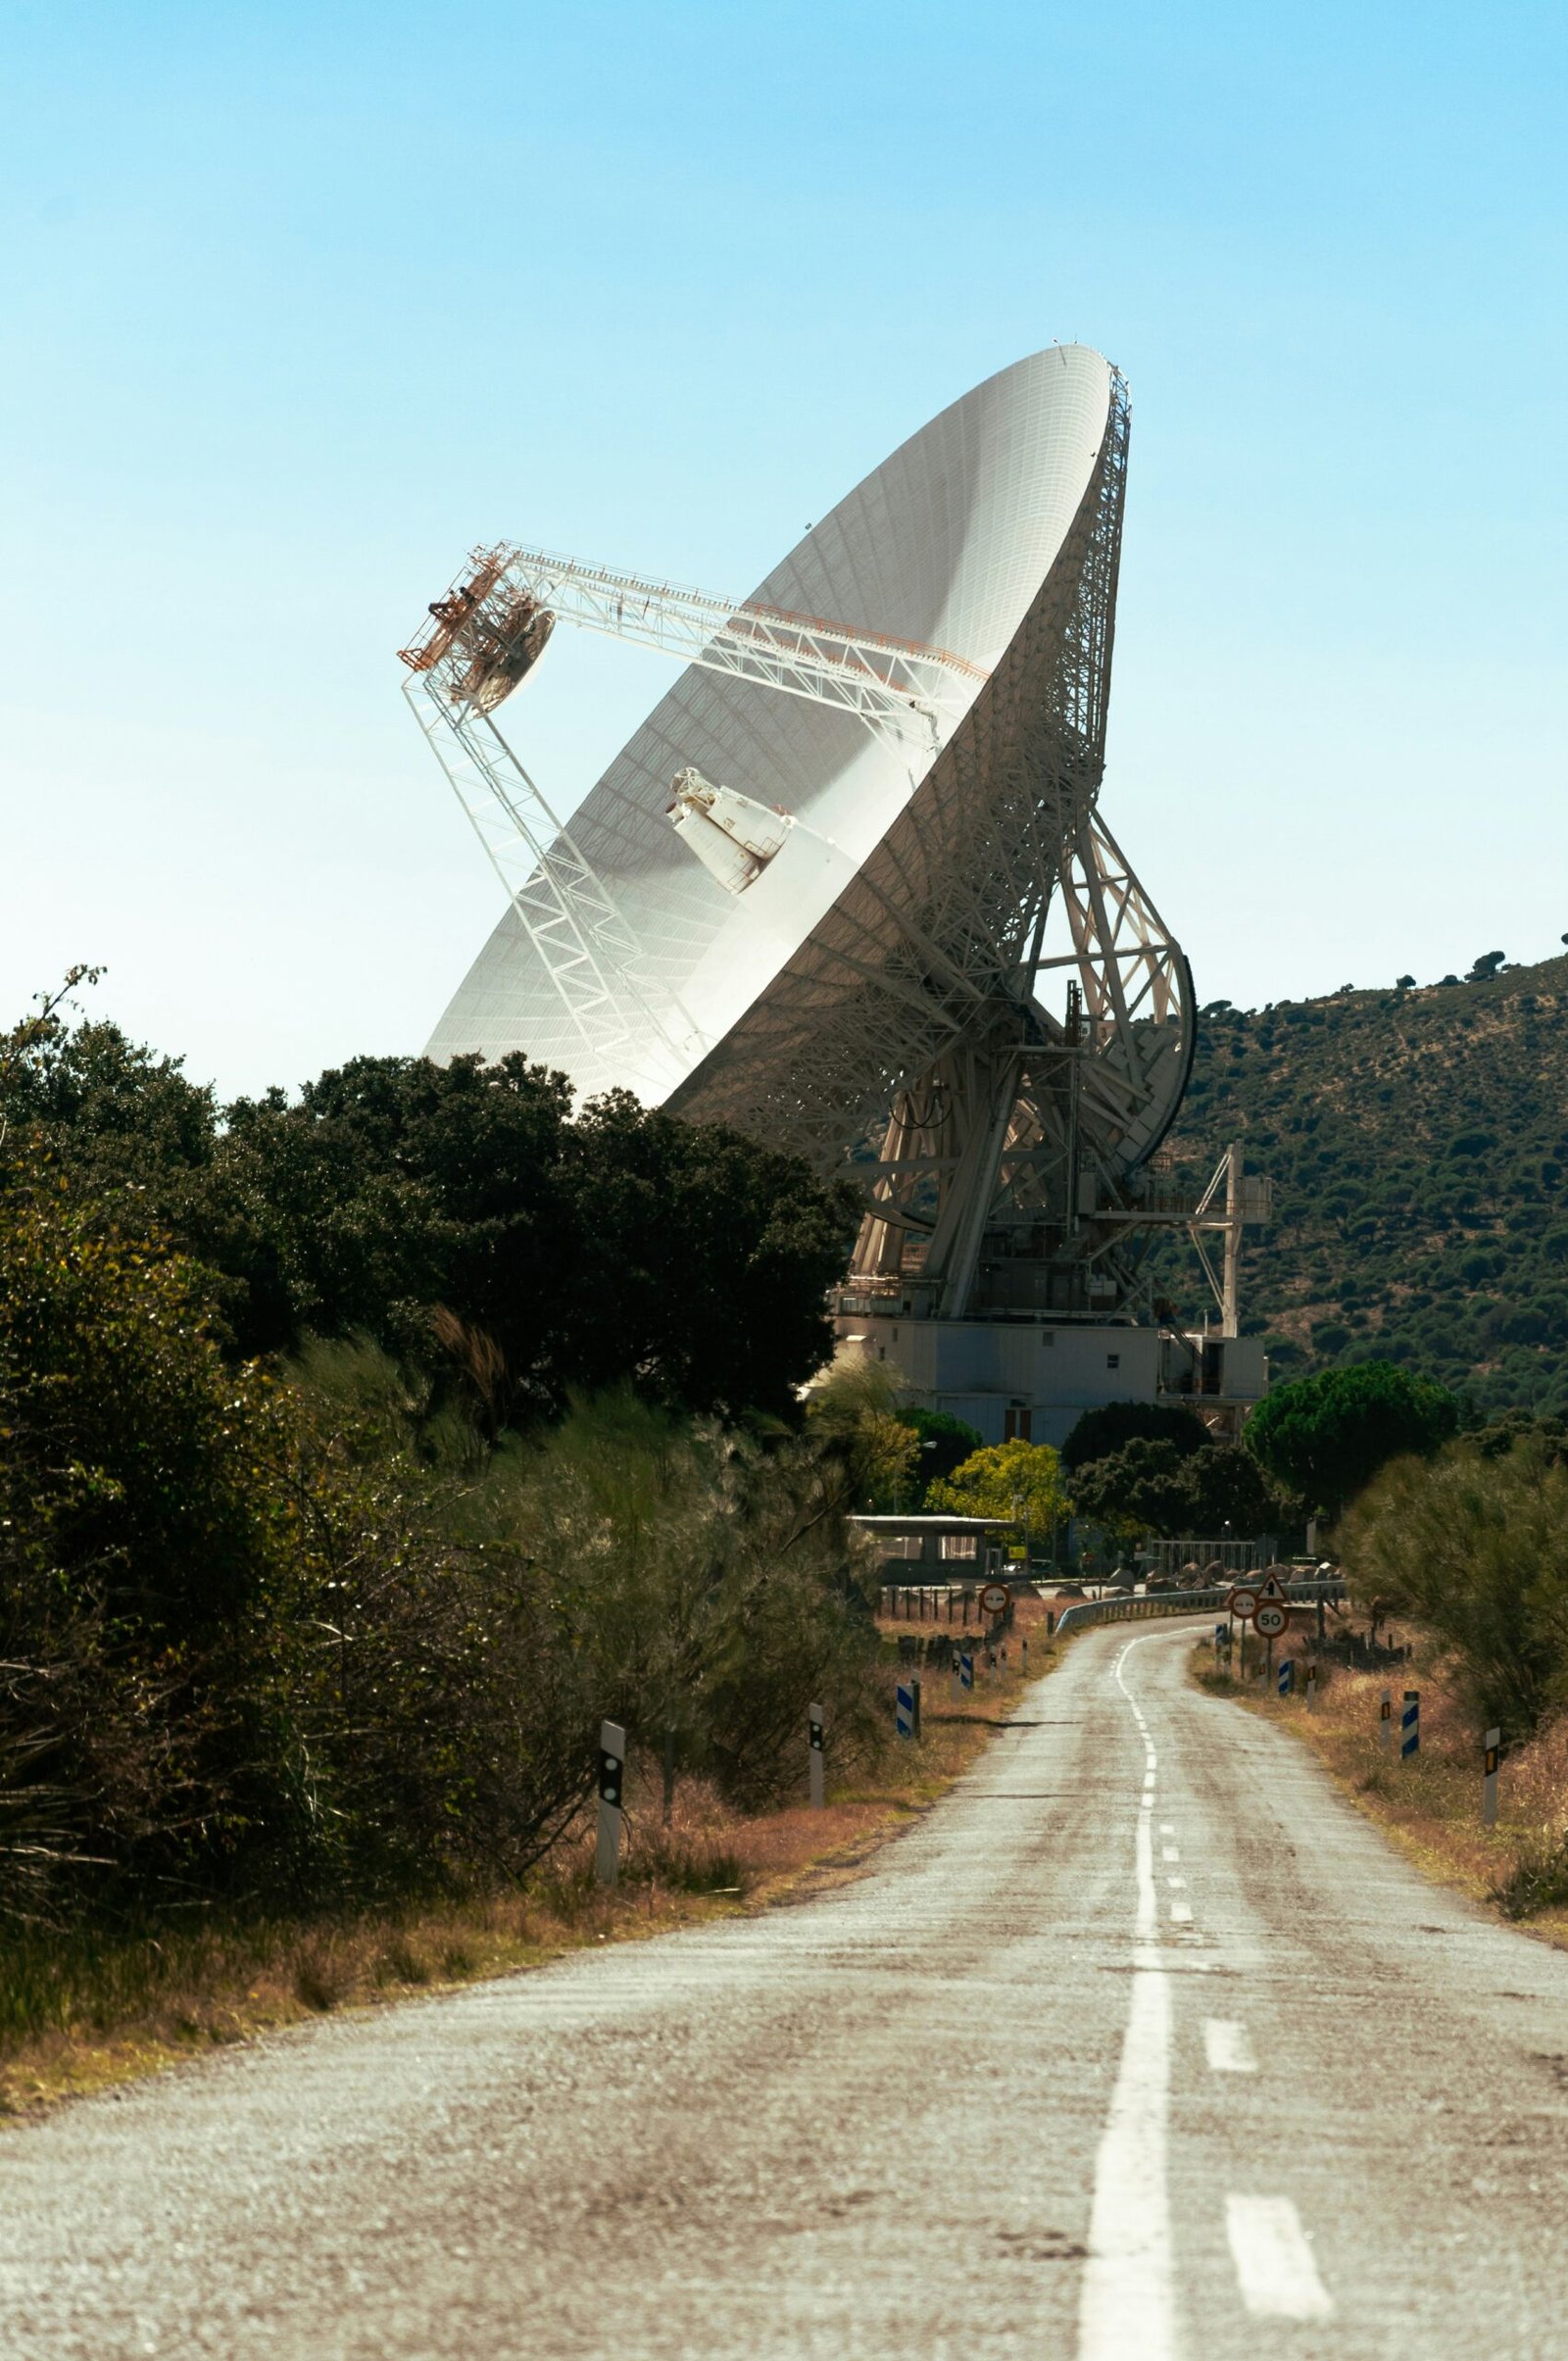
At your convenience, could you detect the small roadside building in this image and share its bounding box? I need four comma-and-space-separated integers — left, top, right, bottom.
850, 1514, 1008, 1576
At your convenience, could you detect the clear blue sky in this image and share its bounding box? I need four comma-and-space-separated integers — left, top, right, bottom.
4, 0, 1564, 1099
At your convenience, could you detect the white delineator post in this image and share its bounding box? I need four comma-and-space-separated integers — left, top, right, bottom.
1484, 1727, 1500, 1829
808, 1702, 825, 1810
1379, 1689, 1393, 1753
596, 1719, 626, 1887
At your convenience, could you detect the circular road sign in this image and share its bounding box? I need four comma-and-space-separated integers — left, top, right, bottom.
979, 1582, 1010, 1617
1253, 1601, 1290, 1641
1227, 1587, 1260, 1622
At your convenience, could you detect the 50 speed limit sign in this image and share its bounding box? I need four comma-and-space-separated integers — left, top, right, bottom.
1253, 1600, 1290, 1641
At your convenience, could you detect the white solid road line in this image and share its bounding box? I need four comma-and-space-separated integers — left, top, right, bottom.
1226, 2194, 1335, 2322
1079, 1643, 1178, 2361
1202, 2020, 1257, 2075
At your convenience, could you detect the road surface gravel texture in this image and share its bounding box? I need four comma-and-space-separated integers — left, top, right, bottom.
5, 1620, 1568, 2358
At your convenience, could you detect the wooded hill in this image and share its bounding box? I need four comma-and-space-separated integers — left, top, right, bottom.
1159, 952, 1568, 1418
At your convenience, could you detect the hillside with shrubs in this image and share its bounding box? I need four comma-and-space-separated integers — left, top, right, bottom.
1161, 950, 1568, 1417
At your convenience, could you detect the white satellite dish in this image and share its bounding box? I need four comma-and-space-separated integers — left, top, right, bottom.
403, 346, 1260, 1387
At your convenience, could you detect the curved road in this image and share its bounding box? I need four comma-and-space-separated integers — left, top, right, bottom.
6, 1620, 1568, 2357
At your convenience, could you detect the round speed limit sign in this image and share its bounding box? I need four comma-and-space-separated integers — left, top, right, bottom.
1253, 1601, 1290, 1641
979, 1582, 1010, 1616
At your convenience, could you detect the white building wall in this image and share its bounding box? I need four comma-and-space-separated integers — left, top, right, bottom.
847, 1315, 1168, 1447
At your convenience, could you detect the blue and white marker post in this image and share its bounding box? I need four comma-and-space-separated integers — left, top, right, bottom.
958, 1650, 974, 1694
896, 1681, 915, 1740
1278, 1657, 1295, 1698
808, 1701, 825, 1810
596, 1719, 626, 1887
1401, 1689, 1420, 1760
1484, 1727, 1500, 1828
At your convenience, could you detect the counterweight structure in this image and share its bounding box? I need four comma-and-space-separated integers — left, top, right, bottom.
408, 348, 1268, 1443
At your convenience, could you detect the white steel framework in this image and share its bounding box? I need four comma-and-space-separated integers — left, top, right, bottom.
402, 671, 671, 1065
416, 543, 987, 752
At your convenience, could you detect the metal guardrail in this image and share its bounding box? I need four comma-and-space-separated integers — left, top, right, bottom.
1053, 1579, 1345, 1640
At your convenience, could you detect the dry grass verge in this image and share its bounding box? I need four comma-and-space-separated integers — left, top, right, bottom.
1190, 1638, 1568, 1950
0, 1634, 1054, 2123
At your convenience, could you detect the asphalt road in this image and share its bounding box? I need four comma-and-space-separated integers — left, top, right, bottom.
6, 1618, 1568, 2358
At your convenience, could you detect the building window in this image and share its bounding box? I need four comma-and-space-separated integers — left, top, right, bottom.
1106, 1353, 1120, 1370
1004, 1404, 1033, 1442
940, 1534, 977, 1561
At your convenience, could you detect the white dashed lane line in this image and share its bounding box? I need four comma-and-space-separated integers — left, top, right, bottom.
1226, 2194, 1335, 2322
1169, 1899, 1193, 1924
1078, 1642, 1177, 2361
1202, 2020, 1257, 2075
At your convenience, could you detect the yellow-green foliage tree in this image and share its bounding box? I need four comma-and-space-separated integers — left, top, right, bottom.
926, 1439, 1070, 1536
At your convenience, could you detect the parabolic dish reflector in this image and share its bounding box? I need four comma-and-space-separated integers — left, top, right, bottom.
425, 345, 1143, 1171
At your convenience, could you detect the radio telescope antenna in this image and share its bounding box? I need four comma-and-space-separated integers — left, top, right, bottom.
400, 546, 986, 1071
415, 346, 1269, 1424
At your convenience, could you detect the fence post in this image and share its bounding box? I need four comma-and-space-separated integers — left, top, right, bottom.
1484, 1726, 1499, 1828
1401, 1689, 1420, 1760
1380, 1688, 1393, 1751
808, 1701, 825, 1808
596, 1719, 626, 1887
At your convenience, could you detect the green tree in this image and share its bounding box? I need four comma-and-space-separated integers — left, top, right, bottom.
927, 1439, 1069, 1537
0, 1165, 312, 1916
1060, 1400, 1208, 1472
1070, 1439, 1291, 1542
3, 1008, 858, 1422
1069, 1438, 1190, 1541
897, 1405, 983, 1497
1339, 1437, 1568, 1740
805, 1356, 920, 1509
1246, 1360, 1459, 1520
